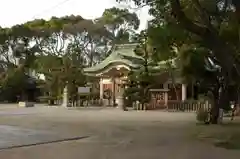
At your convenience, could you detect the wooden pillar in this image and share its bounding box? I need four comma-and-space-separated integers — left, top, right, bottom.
99, 78, 103, 100
182, 84, 187, 101
112, 77, 116, 106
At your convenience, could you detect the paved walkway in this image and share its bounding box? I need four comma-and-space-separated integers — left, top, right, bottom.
0, 107, 239, 159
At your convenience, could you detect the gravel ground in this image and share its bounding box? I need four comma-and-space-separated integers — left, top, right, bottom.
0, 106, 239, 159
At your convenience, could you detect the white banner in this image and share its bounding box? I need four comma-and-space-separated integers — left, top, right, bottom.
78, 87, 90, 93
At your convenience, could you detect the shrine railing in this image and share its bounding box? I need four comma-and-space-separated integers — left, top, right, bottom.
167, 100, 211, 112
134, 100, 211, 112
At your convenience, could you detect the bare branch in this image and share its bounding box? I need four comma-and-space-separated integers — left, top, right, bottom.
192, 0, 214, 30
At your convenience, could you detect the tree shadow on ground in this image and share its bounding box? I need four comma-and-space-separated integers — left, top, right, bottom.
193, 118, 240, 150
213, 134, 240, 150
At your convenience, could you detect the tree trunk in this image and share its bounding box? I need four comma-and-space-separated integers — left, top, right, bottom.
211, 82, 230, 124
208, 83, 220, 124
172, 82, 179, 101
168, 63, 180, 101
191, 82, 194, 99
48, 92, 54, 105
210, 102, 219, 124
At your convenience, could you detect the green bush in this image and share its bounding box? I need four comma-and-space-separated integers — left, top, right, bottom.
196, 108, 209, 123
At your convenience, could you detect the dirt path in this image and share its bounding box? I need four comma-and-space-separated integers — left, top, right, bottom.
0, 107, 239, 159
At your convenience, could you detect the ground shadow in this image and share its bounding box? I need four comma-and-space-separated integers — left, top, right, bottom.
193, 119, 240, 150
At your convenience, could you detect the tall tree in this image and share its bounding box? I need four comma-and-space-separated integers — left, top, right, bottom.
96, 7, 140, 57
117, 0, 240, 123
97, 7, 140, 43
63, 18, 111, 66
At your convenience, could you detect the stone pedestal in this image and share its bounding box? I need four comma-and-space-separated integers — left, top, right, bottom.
182, 84, 187, 101
18, 101, 34, 107
218, 108, 224, 124
116, 96, 123, 106
103, 99, 112, 106
62, 86, 69, 107
116, 96, 126, 110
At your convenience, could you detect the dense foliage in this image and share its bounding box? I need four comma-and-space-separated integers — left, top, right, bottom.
117, 0, 240, 123
0, 7, 140, 103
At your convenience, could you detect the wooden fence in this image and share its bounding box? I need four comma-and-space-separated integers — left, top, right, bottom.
167, 100, 211, 112
133, 100, 211, 112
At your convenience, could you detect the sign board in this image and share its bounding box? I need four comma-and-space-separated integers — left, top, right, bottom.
149, 89, 169, 92
78, 87, 90, 94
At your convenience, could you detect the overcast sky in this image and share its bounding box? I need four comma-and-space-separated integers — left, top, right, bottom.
0, 0, 150, 30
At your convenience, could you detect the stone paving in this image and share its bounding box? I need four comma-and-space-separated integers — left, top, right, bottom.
0, 106, 239, 159
0, 125, 57, 149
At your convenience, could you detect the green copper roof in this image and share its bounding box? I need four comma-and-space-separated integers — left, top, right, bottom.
83, 44, 181, 80
84, 43, 144, 74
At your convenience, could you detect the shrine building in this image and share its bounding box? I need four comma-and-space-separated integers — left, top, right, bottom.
83, 43, 188, 109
